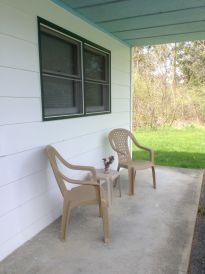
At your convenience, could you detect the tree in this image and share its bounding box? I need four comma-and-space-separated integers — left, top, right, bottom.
132, 41, 205, 129
176, 41, 205, 85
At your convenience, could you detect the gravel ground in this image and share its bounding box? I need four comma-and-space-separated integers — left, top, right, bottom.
188, 170, 205, 274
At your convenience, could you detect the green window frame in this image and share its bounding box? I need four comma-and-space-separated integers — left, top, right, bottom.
38, 17, 111, 121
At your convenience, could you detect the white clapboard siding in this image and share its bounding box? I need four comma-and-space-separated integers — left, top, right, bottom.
0, 34, 39, 71
0, 97, 130, 125
0, 3, 37, 43
112, 84, 130, 99
112, 68, 130, 86
111, 47, 130, 70
0, 123, 129, 188
0, 170, 50, 218
0, 208, 61, 261
0, 67, 40, 98
0, 113, 130, 156
112, 64, 130, 75
0, 147, 48, 188
0, 98, 42, 125
64, 144, 111, 168
0, 186, 62, 247
112, 99, 130, 113
0, 0, 131, 260
54, 132, 110, 161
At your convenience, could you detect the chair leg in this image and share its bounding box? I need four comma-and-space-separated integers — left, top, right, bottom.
134, 170, 136, 181
113, 179, 117, 188
117, 177, 121, 197
99, 203, 102, 217
152, 166, 156, 189
61, 199, 71, 241
128, 166, 134, 195
107, 178, 112, 206
113, 166, 120, 188
101, 204, 110, 243
96, 181, 102, 217
132, 169, 136, 195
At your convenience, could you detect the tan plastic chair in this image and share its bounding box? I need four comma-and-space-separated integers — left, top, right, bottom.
46, 145, 109, 243
108, 128, 156, 195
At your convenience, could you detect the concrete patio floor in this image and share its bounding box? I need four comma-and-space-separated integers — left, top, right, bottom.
0, 166, 203, 274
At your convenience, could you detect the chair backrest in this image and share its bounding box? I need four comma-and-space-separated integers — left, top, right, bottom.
108, 128, 132, 165
46, 145, 71, 196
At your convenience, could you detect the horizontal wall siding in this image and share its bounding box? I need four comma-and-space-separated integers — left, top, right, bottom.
0, 124, 130, 188
112, 68, 130, 86
0, 3, 37, 43
111, 84, 130, 99
0, 68, 40, 98
0, 187, 62, 247
0, 113, 130, 157
0, 0, 131, 260
0, 98, 42, 125
0, 208, 61, 262
0, 34, 39, 71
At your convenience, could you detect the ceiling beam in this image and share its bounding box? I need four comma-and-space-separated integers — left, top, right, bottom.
96, 5, 205, 24
125, 30, 205, 42
74, 0, 128, 10
112, 19, 205, 34
131, 32, 205, 46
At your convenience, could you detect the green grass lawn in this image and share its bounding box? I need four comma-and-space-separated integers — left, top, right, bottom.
132, 126, 205, 169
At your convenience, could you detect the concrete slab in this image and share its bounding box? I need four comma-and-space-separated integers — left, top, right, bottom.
0, 166, 203, 274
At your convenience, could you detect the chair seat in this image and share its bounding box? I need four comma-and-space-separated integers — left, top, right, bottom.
66, 182, 80, 190
122, 160, 154, 170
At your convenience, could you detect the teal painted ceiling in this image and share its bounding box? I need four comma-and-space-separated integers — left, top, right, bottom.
51, 0, 205, 46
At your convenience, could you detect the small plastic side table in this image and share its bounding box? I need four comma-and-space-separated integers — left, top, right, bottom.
96, 169, 121, 206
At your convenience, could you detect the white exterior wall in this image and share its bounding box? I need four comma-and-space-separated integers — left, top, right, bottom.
0, 0, 131, 260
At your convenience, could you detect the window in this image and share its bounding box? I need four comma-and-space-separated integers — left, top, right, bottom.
84, 45, 110, 113
38, 18, 111, 120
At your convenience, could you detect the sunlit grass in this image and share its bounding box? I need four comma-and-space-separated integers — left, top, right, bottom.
132, 126, 205, 169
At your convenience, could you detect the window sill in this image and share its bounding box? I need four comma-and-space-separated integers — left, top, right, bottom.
43, 111, 111, 121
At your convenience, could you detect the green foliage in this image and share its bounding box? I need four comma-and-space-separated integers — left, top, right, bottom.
132, 127, 205, 169
176, 41, 205, 85
132, 42, 205, 128
198, 205, 205, 216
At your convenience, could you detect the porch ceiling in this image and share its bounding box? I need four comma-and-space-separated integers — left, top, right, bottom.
51, 0, 205, 46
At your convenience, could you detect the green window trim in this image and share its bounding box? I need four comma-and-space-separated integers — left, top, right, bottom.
38, 17, 111, 121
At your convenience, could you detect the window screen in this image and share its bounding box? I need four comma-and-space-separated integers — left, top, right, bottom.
43, 76, 83, 116
38, 18, 111, 120
84, 45, 110, 114
40, 25, 83, 119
